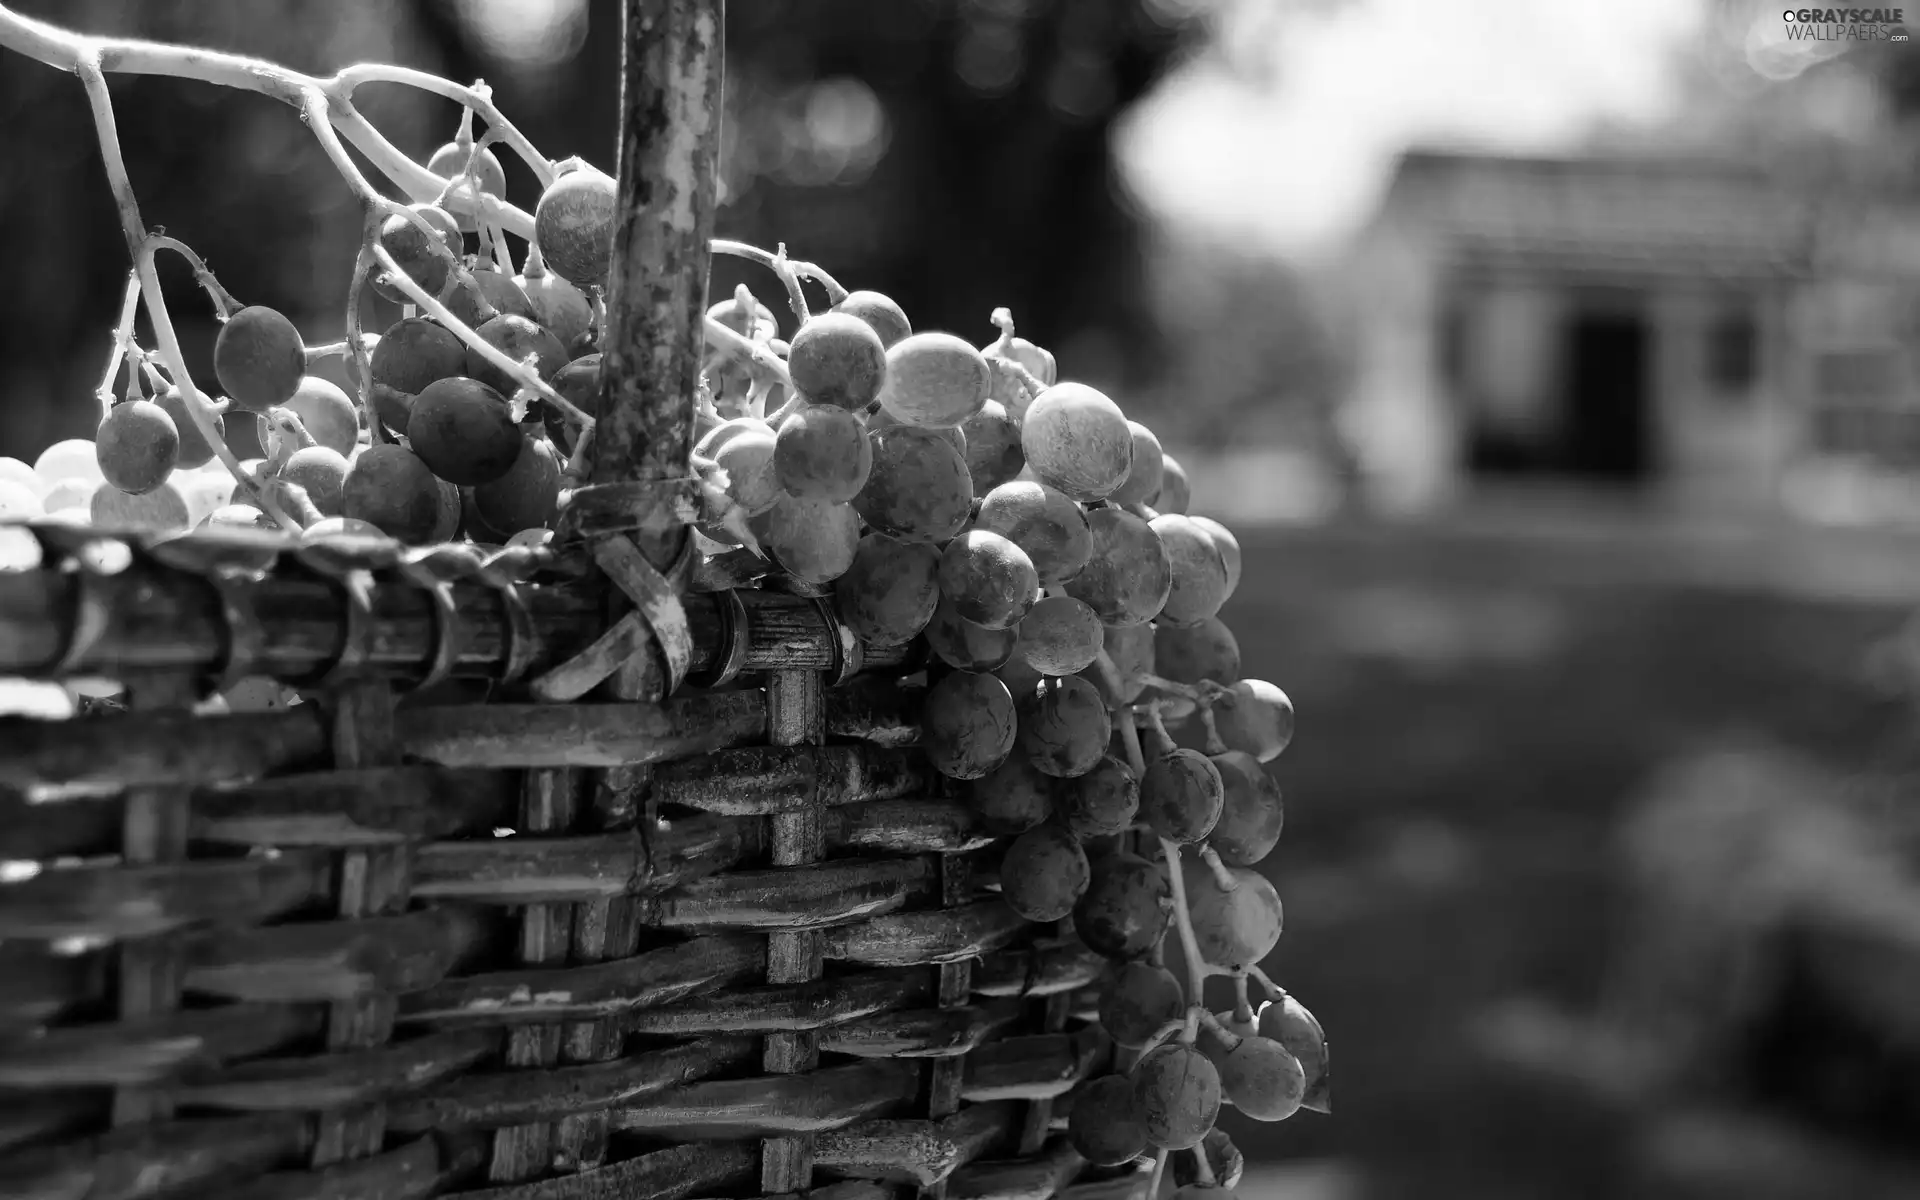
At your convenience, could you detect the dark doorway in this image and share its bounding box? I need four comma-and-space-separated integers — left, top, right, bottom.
1562, 308, 1653, 480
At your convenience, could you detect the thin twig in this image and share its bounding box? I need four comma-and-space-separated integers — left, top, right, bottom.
333, 65, 555, 187
93, 272, 141, 420
344, 233, 382, 444
149, 235, 241, 318
703, 314, 793, 391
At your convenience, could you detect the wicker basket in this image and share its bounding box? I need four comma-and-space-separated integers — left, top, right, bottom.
0, 519, 1131, 1200
0, 5, 1148, 1199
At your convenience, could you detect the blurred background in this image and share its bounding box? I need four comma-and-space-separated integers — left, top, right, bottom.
7, 0, 1920, 1196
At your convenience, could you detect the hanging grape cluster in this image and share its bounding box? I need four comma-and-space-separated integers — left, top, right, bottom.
0, 22, 1329, 1193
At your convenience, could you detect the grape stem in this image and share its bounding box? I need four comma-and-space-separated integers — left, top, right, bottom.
711, 238, 849, 309
74, 56, 298, 532
333, 65, 556, 189
1198, 844, 1239, 893
343, 231, 383, 444
93, 272, 142, 420
303, 335, 379, 365
1231, 970, 1255, 1025
703, 315, 794, 393
1247, 964, 1283, 1001
149, 236, 241, 319
0, 2, 539, 238
1146, 1151, 1169, 1200
1159, 835, 1209, 1044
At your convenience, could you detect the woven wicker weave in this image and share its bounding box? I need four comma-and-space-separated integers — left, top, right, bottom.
0, 519, 1136, 1200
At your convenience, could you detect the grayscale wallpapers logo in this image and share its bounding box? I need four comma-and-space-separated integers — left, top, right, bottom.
1781, 8, 1910, 39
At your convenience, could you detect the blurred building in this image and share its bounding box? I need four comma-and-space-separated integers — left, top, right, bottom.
1337, 148, 1920, 520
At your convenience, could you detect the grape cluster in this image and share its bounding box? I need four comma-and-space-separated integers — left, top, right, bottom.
0, 83, 1331, 1192
3, 140, 604, 548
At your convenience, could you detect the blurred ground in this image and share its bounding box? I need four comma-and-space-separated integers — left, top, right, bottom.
1206, 494, 1920, 1200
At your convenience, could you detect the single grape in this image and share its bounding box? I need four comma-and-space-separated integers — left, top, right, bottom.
408, 377, 521, 486
925, 595, 1019, 671
470, 434, 562, 535
1188, 515, 1242, 601
1022, 382, 1133, 502
697, 417, 783, 515
205, 503, 269, 530
427, 139, 507, 231
921, 669, 1017, 780
756, 494, 861, 583
1067, 1074, 1150, 1167
1072, 851, 1171, 961
465, 314, 569, 397
0, 479, 41, 519
1081, 621, 1156, 708
938, 530, 1038, 630
372, 205, 462, 304
775, 402, 872, 502
960, 400, 1024, 493
1098, 961, 1184, 1048
534, 165, 618, 287
34, 439, 104, 492
833, 290, 912, 349
1183, 861, 1282, 970
280, 376, 360, 457
1108, 421, 1167, 507
90, 477, 193, 534
969, 755, 1057, 835
1140, 748, 1224, 844
1064, 507, 1171, 627
1000, 824, 1090, 921
1017, 674, 1110, 779
1214, 1034, 1305, 1121
282, 446, 349, 518
1208, 751, 1283, 867
1015, 594, 1103, 676
974, 480, 1091, 586
301, 515, 385, 542
95, 400, 179, 496
1131, 1042, 1221, 1150
1171, 1129, 1244, 1192
1152, 513, 1229, 625
853, 425, 972, 544
214, 306, 307, 413
878, 332, 990, 427
1155, 455, 1192, 514
833, 533, 941, 647
153, 388, 224, 471
546, 353, 602, 450
0, 456, 39, 497
1060, 754, 1138, 839
516, 252, 594, 352
710, 290, 777, 342
1213, 679, 1294, 763
866, 404, 965, 455
1155, 617, 1240, 685
788, 311, 887, 409
1258, 994, 1329, 1113
372, 317, 467, 398
443, 267, 538, 329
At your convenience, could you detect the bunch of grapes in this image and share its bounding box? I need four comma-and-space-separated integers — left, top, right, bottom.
0, 33, 1330, 1191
